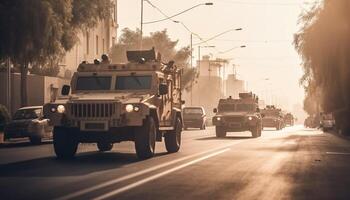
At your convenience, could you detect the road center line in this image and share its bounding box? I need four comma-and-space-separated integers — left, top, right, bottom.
55, 141, 242, 200
93, 148, 230, 200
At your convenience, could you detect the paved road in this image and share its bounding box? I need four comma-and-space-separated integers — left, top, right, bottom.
1, 126, 350, 200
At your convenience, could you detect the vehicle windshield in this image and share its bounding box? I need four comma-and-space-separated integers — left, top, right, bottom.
13, 108, 41, 120
263, 110, 280, 117
322, 114, 333, 120
76, 76, 111, 90
218, 103, 254, 112
116, 75, 152, 90
184, 108, 203, 115
236, 104, 254, 112
218, 104, 235, 112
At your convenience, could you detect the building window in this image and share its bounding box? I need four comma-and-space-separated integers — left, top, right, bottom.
86, 31, 90, 55
102, 38, 105, 53
96, 35, 99, 55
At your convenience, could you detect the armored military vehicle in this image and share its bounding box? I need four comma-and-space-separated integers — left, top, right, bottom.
261, 105, 284, 130
212, 92, 262, 138
44, 48, 184, 159
284, 113, 294, 126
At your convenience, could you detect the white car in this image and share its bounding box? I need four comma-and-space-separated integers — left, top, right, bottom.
4, 106, 52, 144
321, 113, 336, 131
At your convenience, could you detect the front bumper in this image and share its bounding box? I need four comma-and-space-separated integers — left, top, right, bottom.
183, 119, 203, 128
262, 119, 279, 127
212, 117, 257, 130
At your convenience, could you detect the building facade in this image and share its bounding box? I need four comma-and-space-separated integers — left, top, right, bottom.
60, 1, 118, 71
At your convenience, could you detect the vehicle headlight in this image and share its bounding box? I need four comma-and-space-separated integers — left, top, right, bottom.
216, 117, 221, 121
57, 105, 65, 113
134, 106, 140, 112
125, 104, 134, 113
51, 107, 57, 113
248, 116, 253, 121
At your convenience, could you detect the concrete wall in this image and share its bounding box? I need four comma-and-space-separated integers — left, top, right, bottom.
0, 72, 69, 115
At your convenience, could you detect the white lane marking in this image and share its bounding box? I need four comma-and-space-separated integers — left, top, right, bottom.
55, 141, 242, 200
93, 148, 230, 200
326, 152, 350, 155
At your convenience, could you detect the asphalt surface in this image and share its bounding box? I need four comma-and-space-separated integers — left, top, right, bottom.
1, 125, 350, 200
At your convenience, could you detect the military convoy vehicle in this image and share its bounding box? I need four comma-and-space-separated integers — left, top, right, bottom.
44, 48, 184, 159
284, 113, 294, 126
261, 105, 285, 130
212, 92, 262, 138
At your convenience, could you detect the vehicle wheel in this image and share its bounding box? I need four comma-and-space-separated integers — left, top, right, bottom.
258, 124, 262, 137
134, 116, 156, 159
165, 117, 182, 153
216, 126, 226, 138
97, 142, 113, 152
276, 125, 280, 130
29, 136, 42, 145
53, 127, 78, 159
251, 125, 260, 138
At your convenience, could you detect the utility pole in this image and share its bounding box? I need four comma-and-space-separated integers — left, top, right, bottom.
190, 33, 193, 106
198, 46, 201, 74
7, 58, 11, 114
140, 0, 144, 49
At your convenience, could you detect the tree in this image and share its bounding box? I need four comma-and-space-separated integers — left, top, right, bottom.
110, 28, 195, 90
0, 0, 112, 106
294, 0, 350, 131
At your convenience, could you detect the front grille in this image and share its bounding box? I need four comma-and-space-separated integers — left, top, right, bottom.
224, 116, 244, 123
69, 102, 118, 119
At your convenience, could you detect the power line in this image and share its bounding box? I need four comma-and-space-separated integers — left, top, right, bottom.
214, 0, 321, 6
144, 0, 213, 47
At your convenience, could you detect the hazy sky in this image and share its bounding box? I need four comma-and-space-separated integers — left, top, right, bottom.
117, 0, 319, 110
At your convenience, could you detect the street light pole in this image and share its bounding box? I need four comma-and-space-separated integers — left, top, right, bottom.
7, 58, 11, 114
140, 0, 144, 48
190, 33, 193, 106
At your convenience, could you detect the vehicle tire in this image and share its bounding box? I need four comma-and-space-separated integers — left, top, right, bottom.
53, 127, 78, 159
258, 124, 262, 137
134, 116, 156, 159
29, 136, 42, 145
200, 123, 205, 130
216, 126, 226, 138
97, 142, 113, 152
251, 125, 259, 138
165, 117, 182, 153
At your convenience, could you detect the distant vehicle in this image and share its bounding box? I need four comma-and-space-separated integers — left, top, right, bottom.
304, 115, 319, 128
261, 105, 285, 130
4, 106, 52, 144
212, 92, 262, 138
320, 113, 336, 131
44, 49, 184, 160
183, 107, 206, 130
284, 113, 294, 126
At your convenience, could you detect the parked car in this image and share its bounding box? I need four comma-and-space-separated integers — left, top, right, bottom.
183, 107, 206, 130
320, 113, 336, 131
4, 106, 52, 144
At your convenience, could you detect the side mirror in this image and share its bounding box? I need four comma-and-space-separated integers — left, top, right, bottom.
159, 83, 168, 95
181, 100, 186, 105
61, 85, 70, 96
213, 108, 218, 113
